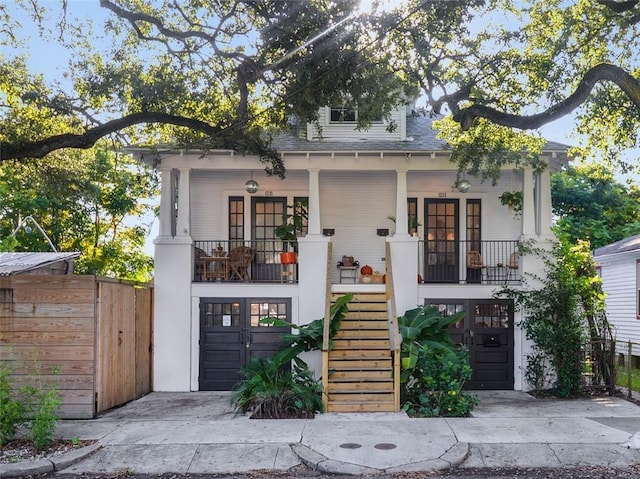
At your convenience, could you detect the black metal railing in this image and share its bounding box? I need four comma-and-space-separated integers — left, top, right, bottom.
418, 240, 521, 285
193, 240, 298, 283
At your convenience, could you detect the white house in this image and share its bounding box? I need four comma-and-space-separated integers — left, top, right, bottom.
594, 234, 640, 367
131, 104, 567, 412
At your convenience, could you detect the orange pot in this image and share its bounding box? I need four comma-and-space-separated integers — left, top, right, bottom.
280, 252, 297, 264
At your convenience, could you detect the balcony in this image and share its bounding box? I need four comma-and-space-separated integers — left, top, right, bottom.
193, 239, 521, 286
194, 240, 298, 283
419, 239, 521, 285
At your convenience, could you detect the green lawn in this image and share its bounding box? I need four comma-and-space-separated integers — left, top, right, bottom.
616, 365, 640, 393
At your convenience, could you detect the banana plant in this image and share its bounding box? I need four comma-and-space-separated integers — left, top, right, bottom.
259, 292, 353, 369
397, 305, 464, 378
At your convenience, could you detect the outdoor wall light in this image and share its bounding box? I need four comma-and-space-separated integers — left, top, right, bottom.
323, 228, 335, 236
457, 178, 471, 193
244, 171, 259, 194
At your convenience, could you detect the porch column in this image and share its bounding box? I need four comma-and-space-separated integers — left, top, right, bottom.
176, 167, 191, 237
153, 165, 193, 392
158, 166, 173, 238
538, 168, 554, 239
307, 168, 322, 236
521, 167, 536, 237
394, 169, 409, 237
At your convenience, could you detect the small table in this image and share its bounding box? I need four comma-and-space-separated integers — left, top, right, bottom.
338, 266, 358, 283
486, 265, 507, 284
204, 256, 228, 281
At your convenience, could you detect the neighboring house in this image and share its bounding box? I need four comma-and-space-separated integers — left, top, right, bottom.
594, 234, 640, 367
131, 103, 567, 411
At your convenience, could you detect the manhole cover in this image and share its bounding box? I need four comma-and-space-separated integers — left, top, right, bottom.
339, 443, 362, 449
374, 443, 397, 450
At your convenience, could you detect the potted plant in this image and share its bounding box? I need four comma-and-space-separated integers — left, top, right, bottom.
275, 199, 308, 264
387, 215, 422, 236
499, 191, 522, 217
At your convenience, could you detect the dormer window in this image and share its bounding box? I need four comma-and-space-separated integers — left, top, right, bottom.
330, 106, 357, 123
329, 106, 382, 123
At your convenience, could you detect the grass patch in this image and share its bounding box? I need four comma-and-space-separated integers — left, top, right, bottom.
616, 365, 640, 392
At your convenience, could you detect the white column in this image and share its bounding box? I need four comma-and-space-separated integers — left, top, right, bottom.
307, 168, 322, 236
176, 167, 191, 237
538, 169, 554, 238
158, 167, 173, 238
521, 167, 536, 237
394, 169, 409, 237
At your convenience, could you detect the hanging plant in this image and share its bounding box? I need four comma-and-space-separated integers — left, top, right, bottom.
499, 191, 522, 216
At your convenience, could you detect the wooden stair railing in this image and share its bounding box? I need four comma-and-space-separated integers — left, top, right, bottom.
322, 242, 332, 412
385, 241, 402, 412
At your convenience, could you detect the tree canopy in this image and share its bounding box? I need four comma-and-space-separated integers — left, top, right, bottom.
1, 0, 639, 180
552, 164, 640, 249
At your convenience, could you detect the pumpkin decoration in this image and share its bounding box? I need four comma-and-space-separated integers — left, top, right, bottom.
360, 264, 373, 276
372, 271, 384, 284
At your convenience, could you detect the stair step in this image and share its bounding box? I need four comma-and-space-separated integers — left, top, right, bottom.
328, 381, 394, 392
332, 293, 387, 302
340, 320, 388, 329
332, 339, 390, 349
327, 392, 395, 402
329, 349, 391, 359
335, 329, 389, 339
343, 311, 388, 320
327, 401, 396, 413
329, 370, 392, 380
328, 359, 392, 369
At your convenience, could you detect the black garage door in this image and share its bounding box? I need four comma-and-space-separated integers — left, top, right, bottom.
199, 297, 291, 390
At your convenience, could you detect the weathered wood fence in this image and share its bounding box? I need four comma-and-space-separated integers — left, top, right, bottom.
0, 274, 153, 419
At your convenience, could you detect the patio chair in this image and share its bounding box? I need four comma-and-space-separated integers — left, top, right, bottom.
194, 247, 208, 281
466, 250, 485, 283
228, 246, 255, 281
506, 251, 519, 282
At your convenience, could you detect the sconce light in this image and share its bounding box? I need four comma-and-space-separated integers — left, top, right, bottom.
322, 228, 335, 236
244, 171, 259, 194
377, 228, 389, 237
457, 178, 471, 193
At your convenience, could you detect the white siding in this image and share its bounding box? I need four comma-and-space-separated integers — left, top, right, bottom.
600, 254, 640, 356
307, 107, 404, 141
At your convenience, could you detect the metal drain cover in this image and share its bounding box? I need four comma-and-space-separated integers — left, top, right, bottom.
374, 443, 397, 450
339, 443, 362, 449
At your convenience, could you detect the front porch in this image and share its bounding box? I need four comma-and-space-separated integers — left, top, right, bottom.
192, 239, 522, 286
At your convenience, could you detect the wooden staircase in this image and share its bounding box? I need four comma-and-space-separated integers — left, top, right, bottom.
326, 292, 396, 412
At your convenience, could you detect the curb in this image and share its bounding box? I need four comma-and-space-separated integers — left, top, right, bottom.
290, 442, 470, 475
0, 442, 102, 478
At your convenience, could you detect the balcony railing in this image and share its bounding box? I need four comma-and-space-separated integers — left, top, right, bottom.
418, 240, 521, 285
193, 239, 521, 285
194, 240, 298, 283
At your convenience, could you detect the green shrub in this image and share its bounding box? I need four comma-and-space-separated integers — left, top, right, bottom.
398, 305, 477, 417
231, 293, 352, 418
0, 360, 61, 448
402, 346, 477, 417
0, 367, 25, 445
231, 357, 323, 418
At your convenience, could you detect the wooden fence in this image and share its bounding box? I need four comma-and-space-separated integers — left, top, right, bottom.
0, 274, 153, 419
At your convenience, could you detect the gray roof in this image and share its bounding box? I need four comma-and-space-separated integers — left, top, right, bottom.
0, 252, 80, 276
270, 114, 569, 171
272, 114, 571, 154
594, 234, 640, 257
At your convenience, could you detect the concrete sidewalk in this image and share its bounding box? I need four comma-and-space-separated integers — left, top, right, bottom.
5, 390, 640, 476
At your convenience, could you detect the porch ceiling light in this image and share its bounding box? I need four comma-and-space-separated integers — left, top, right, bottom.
245, 171, 259, 194
457, 178, 471, 193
